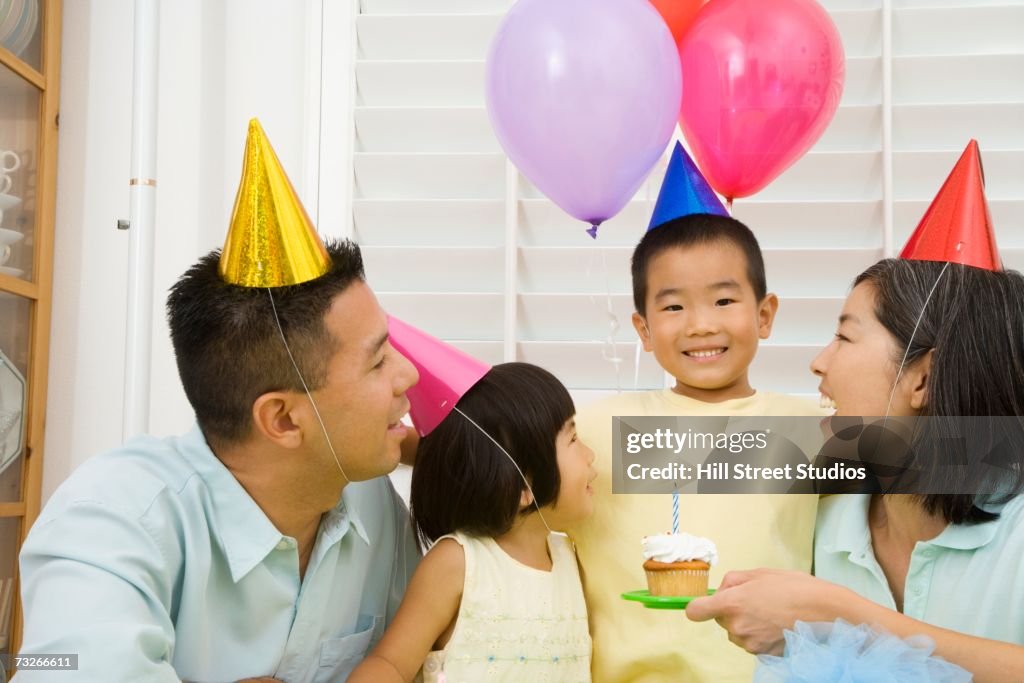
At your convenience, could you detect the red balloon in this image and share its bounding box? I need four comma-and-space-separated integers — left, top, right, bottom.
678, 0, 845, 199
649, 0, 705, 45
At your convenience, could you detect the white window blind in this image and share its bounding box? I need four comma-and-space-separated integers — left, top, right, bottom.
350, 0, 1024, 405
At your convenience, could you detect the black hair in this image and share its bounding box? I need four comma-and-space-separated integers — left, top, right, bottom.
409, 362, 575, 550
855, 259, 1024, 524
166, 239, 365, 446
631, 213, 767, 316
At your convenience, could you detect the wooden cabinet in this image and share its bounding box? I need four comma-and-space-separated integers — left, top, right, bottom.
0, 0, 61, 667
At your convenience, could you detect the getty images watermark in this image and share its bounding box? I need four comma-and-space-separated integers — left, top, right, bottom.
612, 415, 1024, 495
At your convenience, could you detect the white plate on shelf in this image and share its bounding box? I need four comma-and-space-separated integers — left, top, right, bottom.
0, 228, 24, 246
0, 194, 21, 211
0, 348, 26, 476
0, 266, 24, 278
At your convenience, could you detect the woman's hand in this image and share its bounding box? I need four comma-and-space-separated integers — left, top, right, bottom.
685, 568, 849, 655
686, 567, 1024, 683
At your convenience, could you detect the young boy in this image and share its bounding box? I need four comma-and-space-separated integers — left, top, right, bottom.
571, 213, 825, 682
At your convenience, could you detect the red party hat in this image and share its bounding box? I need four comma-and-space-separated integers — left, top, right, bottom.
900, 140, 1001, 271
387, 316, 491, 437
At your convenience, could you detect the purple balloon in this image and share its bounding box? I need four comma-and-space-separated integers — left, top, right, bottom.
485, 0, 682, 235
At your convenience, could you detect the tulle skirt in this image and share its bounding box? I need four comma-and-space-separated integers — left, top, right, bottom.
755, 619, 972, 682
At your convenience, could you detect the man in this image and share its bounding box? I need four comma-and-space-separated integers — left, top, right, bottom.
15, 120, 420, 682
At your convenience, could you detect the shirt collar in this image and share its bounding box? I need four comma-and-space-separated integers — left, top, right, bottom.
925, 499, 1005, 551
178, 425, 372, 581
818, 494, 872, 556
178, 425, 284, 582
819, 493, 1003, 555
659, 388, 763, 411
335, 485, 371, 546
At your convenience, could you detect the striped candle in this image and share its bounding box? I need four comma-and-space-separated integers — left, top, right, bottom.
672, 491, 679, 535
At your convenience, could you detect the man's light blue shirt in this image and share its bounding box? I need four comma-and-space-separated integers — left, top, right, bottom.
16, 425, 420, 682
815, 493, 1024, 644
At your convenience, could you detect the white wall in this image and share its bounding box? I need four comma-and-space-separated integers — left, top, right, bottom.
45, 0, 327, 500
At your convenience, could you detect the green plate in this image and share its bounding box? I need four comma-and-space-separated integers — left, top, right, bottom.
621, 589, 715, 609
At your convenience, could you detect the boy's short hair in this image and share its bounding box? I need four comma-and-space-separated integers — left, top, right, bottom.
166, 239, 365, 446
631, 214, 767, 315
409, 362, 575, 550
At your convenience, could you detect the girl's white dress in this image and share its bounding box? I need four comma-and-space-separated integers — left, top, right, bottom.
419, 530, 592, 683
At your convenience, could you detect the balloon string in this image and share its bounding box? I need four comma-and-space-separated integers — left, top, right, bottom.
632, 151, 663, 393
599, 248, 623, 393
726, 197, 734, 215
585, 248, 625, 394
633, 338, 643, 392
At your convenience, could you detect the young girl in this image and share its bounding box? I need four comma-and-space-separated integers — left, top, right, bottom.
350, 362, 596, 682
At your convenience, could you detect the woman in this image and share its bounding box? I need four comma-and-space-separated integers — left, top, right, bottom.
686, 258, 1024, 683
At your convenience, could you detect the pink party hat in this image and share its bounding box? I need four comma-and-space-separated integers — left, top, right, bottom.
387, 316, 491, 437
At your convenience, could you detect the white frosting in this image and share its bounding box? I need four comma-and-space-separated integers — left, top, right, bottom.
642, 533, 718, 565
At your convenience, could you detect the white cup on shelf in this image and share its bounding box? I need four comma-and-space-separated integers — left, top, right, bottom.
0, 150, 20, 196
0, 151, 19, 174
0, 228, 23, 272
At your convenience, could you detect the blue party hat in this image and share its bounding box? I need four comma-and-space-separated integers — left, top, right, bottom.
647, 141, 729, 231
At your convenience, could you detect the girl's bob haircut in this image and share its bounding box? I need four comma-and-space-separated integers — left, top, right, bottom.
410, 362, 575, 549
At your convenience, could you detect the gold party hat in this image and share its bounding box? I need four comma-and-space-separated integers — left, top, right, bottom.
219, 119, 331, 287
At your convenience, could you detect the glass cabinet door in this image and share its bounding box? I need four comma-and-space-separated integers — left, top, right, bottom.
0, 0, 57, 665
0, 62, 41, 284
0, 516, 21, 666
0, 0, 43, 72
0, 292, 29, 504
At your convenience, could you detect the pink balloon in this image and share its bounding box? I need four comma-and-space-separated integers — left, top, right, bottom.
678, 0, 844, 199
486, 0, 682, 234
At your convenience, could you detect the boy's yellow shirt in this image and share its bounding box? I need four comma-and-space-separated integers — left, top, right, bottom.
570, 389, 826, 683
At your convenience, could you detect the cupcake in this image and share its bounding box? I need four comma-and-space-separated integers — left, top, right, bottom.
642, 533, 718, 596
